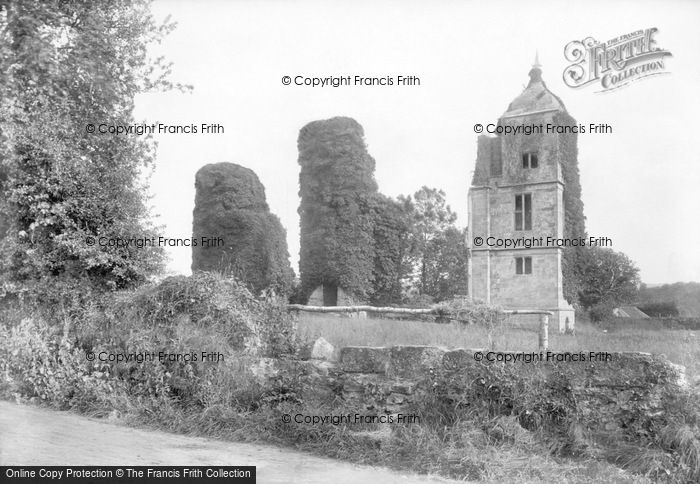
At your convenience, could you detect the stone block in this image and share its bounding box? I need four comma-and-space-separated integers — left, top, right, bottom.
390, 380, 417, 395
310, 337, 335, 361
388, 346, 446, 378
339, 373, 389, 409
340, 347, 391, 373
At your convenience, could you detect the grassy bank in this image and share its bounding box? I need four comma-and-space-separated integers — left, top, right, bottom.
2, 277, 698, 483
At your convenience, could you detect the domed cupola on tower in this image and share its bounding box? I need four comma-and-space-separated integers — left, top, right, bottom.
502, 55, 567, 118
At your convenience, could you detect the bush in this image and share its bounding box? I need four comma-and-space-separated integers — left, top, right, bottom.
433, 298, 503, 325
0, 272, 299, 413
101, 272, 297, 358
1, 275, 113, 329
0, 317, 131, 410
105, 272, 260, 351
589, 300, 616, 322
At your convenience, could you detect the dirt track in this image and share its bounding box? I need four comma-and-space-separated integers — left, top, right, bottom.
0, 401, 455, 483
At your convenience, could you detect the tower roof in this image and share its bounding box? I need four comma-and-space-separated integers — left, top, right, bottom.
501, 57, 567, 119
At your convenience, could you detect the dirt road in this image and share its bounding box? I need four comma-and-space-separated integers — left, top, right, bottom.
0, 401, 455, 484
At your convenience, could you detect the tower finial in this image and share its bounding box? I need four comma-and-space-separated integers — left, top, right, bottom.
528, 51, 543, 85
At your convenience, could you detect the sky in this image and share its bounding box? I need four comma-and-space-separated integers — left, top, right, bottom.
134, 0, 700, 285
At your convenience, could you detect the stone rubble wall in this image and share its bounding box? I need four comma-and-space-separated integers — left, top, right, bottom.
268, 343, 689, 444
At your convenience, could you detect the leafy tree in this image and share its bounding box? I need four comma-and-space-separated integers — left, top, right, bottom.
368, 194, 412, 305
422, 226, 469, 301
0, 0, 179, 299
400, 186, 459, 297
577, 247, 640, 315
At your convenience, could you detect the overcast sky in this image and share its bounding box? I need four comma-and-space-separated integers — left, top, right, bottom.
135, 0, 700, 285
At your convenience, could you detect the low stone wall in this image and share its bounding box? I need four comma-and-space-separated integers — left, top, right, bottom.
343, 345, 683, 416
271, 343, 690, 449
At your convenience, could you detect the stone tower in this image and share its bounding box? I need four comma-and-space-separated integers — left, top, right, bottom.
468, 59, 578, 332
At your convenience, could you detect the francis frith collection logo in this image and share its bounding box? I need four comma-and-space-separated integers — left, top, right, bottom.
563, 28, 672, 92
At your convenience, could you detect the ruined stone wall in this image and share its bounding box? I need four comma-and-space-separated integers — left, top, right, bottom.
275, 343, 688, 449
499, 111, 561, 184
192, 162, 293, 294
333, 345, 684, 414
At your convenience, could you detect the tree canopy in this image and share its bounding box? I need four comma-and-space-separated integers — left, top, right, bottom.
0, 0, 178, 297
577, 246, 640, 320
399, 187, 464, 301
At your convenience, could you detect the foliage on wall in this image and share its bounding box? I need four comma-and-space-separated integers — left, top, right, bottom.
553, 112, 587, 307
297, 117, 378, 301
192, 163, 293, 295
298, 119, 468, 304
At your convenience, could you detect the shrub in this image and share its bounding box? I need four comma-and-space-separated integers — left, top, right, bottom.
101, 272, 297, 357
106, 272, 260, 350
0, 317, 130, 410
0, 272, 299, 413
589, 300, 616, 322
433, 298, 503, 325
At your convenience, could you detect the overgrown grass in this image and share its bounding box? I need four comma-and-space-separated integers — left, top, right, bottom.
114, 393, 650, 484
2, 283, 699, 483
297, 314, 700, 380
